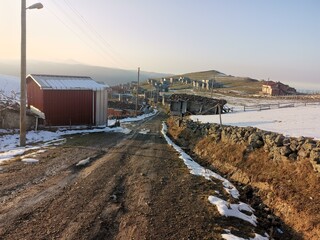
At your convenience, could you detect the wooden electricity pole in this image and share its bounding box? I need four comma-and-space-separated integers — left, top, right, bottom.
135, 67, 140, 116
20, 0, 27, 146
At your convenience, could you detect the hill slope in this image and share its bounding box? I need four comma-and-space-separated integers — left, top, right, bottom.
166, 70, 263, 94
0, 60, 170, 86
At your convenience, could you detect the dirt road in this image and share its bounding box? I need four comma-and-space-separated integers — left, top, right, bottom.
0, 112, 277, 239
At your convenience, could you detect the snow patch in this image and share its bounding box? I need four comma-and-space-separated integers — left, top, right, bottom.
161, 122, 239, 199
76, 157, 90, 166
0, 111, 156, 164
222, 233, 269, 240
139, 128, 150, 134
21, 158, 39, 163
208, 196, 257, 226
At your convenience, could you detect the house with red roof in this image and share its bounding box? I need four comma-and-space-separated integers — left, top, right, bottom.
261, 81, 297, 96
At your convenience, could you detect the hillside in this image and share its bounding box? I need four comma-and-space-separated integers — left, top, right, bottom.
160, 70, 264, 95
0, 60, 170, 86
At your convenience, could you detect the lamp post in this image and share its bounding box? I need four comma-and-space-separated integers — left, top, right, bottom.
20, 1, 43, 146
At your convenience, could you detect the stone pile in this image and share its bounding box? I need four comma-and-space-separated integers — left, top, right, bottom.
174, 118, 320, 172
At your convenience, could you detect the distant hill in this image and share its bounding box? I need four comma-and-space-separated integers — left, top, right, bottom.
165, 70, 263, 94
0, 74, 19, 96
0, 60, 171, 86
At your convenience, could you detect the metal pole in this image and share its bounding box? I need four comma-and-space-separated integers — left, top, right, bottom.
218, 104, 223, 129
135, 67, 140, 116
20, 0, 27, 146
210, 75, 215, 98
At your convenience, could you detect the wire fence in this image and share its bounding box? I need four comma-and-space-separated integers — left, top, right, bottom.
242, 102, 320, 112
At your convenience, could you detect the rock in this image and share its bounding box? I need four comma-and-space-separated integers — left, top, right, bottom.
298, 149, 309, 158
297, 136, 306, 143
310, 148, 320, 162
274, 135, 285, 147
289, 139, 299, 152
248, 133, 264, 149
264, 133, 277, 147
302, 141, 316, 152
288, 152, 298, 161
283, 138, 291, 146
280, 146, 292, 156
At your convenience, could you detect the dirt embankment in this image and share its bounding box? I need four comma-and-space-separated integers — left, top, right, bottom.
167, 117, 320, 240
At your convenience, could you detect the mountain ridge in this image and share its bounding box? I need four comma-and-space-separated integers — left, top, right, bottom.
0, 59, 171, 86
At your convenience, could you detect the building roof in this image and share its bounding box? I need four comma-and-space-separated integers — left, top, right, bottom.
28, 74, 109, 90
263, 81, 277, 86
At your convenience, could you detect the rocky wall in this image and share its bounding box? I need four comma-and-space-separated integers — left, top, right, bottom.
167, 116, 320, 239
173, 117, 320, 172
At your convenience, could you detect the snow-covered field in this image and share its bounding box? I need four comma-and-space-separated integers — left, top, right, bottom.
190, 104, 320, 140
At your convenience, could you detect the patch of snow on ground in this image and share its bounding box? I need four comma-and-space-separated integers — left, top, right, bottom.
161, 122, 269, 239
0, 147, 39, 164
0, 110, 156, 164
108, 110, 158, 126
21, 158, 39, 163
139, 128, 150, 134
76, 157, 90, 166
222, 233, 269, 240
208, 196, 257, 226
161, 123, 239, 199
190, 105, 320, 139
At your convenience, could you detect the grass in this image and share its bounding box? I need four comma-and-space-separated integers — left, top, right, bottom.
142, 69, 264, 95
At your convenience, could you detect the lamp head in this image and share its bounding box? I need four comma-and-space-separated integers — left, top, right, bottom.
27, 3, 43, 10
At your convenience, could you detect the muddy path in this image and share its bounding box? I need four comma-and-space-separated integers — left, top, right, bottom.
0, 113, 218, 239
0, 112, 285, 239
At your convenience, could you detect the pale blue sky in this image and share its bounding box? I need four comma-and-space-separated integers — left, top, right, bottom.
1, 0, 319, 89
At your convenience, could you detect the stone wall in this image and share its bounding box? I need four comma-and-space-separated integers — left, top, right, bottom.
168, 116, 320, 238
0, 109, 36, 130
173, 117, 320, 172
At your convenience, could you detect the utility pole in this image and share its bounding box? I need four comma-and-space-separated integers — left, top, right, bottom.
135, 67, 140, 116
20, 0, 27, 146
218, 103, 223, 129
20, 1, 43, 146
210, 75, 215, 98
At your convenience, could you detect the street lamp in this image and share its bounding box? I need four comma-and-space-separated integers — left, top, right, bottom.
20, 1, 43, 146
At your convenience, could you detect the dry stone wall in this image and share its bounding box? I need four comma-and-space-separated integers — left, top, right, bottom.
174, 117, 320, 172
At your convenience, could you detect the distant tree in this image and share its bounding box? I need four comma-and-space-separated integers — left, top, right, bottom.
0, 89, 19, 112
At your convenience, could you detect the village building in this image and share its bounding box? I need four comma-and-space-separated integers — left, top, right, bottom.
261, 81, 297, 96
27, 74, 109, 127
168, 94, 227, 116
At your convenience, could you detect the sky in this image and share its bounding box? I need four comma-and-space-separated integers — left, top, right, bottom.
0, 0, 319, 90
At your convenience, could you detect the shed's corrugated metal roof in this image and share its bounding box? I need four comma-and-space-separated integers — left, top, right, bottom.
28, 74, 109, 90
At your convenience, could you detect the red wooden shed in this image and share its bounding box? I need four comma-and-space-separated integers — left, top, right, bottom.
27, 74, 109, 126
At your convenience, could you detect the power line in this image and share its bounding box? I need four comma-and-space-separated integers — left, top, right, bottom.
46, 6, 114, 65
64, 0, 134, 68
53, 0, 132, 69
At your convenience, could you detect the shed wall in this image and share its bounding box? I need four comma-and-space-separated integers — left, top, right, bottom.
43, 90, 94, 126
95, 89, 107, 125
27, 76, 44, 111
